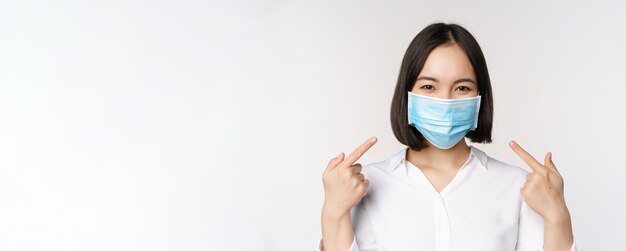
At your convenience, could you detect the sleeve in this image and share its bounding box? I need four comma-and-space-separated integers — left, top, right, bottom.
317, 237, 358, 251
569, 241, 578, 251
351, 199, 377, 250
516, 199, 545, 251
515, 200, 578, 251
317, 198, 377, 251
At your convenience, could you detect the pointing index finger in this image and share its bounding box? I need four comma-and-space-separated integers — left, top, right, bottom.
509, 140, 545, 172
343, 137, 377, 167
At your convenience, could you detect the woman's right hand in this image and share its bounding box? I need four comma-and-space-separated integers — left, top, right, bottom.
322, 137, 378, 219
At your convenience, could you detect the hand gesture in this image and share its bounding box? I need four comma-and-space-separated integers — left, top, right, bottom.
322, 137, 377, 218
509, 140, 570, 222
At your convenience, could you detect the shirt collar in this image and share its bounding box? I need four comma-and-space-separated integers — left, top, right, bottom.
389, 145, 489, 173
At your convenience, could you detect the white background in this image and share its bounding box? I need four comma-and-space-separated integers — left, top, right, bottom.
1, 0, 625, 250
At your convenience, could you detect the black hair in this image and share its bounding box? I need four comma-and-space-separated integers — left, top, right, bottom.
390, 23, 493, 151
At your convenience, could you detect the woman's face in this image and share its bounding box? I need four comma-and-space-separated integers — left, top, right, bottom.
411, 43, 479, 99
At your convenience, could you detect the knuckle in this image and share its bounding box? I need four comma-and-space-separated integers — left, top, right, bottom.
356, 184, 365, 193
547, 171, 560, 179
351, 178, 359, 186
359, 181, 369, 191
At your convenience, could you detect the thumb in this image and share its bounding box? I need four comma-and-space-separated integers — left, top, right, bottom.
327, 152, 345, 170
544, 152, 560, 175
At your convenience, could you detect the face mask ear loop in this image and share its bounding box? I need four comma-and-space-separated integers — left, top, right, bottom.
472, 96, 482, 131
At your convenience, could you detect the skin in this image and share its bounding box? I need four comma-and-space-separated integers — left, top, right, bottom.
321, 43, 574, 251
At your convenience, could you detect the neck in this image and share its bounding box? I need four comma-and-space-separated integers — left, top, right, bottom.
406, 139, 472, 171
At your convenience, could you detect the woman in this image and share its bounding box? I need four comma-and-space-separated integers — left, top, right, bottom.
319, 23, 577, 251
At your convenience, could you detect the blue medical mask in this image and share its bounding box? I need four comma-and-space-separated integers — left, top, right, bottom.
407, 92, 481, 149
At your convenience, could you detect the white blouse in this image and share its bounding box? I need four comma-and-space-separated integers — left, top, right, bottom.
318, 145, 577, 251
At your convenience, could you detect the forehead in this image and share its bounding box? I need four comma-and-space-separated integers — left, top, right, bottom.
419, 43, 476, 80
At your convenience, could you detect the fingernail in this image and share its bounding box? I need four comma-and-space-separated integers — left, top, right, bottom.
371, 137, 377, 143
509, 141, 516, 147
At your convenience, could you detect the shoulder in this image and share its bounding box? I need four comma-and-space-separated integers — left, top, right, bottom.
487, 156, 529, 176
470, 145, 528, 175
480, 150, 530, 186
465, 146, 532, 194
359, 147, 407, 177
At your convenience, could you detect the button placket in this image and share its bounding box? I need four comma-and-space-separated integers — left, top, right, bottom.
433, 194, 451, 251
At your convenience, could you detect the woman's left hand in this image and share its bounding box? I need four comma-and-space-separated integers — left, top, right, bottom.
509, 140, 571, 223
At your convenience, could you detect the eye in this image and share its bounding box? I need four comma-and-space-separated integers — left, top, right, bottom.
455, 86, 471, 91
420, 85, 435, 90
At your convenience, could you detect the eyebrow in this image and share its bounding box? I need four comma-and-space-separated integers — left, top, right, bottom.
416, 76, 477, 84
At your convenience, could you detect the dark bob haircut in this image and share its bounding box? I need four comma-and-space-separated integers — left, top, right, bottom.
390, 23, 494, 151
